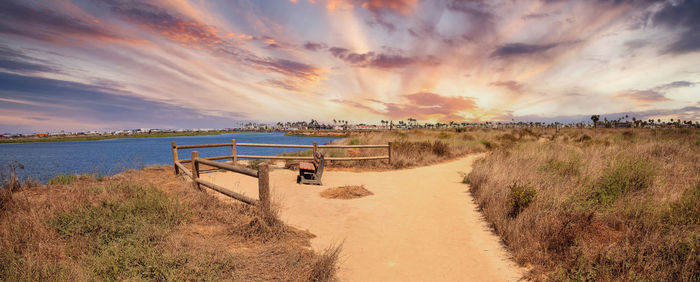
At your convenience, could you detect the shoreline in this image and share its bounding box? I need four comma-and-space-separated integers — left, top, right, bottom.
0, 130, 284, 144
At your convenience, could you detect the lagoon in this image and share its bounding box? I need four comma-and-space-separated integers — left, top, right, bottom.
0, 132, 339, 183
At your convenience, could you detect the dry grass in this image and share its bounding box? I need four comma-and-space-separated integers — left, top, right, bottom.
465, 128, 700, 280
0, 166, 339, 281
285, 128, 532, 170
308, 244, 342, 282
320, 185, 373, 199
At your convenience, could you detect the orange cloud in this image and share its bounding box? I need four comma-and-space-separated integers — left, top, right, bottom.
323, 0, 416, 14
335, 92, 478, 121
109, 2, 222, 46
249, 58, 326, 82
616, 90, 671, 103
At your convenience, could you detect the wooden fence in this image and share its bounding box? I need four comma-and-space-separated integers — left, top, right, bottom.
170, 139, 391, 206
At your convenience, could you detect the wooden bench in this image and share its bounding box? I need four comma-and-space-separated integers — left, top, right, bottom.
297, 152, 324, 185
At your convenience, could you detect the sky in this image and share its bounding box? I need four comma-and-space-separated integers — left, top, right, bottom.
0, 0, 698, 133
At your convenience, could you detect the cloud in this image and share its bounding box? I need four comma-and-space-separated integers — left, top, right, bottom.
490, 80, 524, 93
445, 0, 496, 40
0, 71, 242, 131
328, 47, 437, 69
650, 0, 700, 54
490, 43, 559, 57
258, 79, 303, 92
323, 0, 418, 31
248, 58, 324, 81
335, 92, 478, 120
324, 0, 417, 14
616, 90, 671, 103
304, 42, 328, 51
0, 45, 61, 74
359, 0, 417, 14
107, 1, 221, 46
616, 80, 695, 103
0, 0, 122, 42
522, 12, 551, 19
105, 1, 325, 87
653, 80, 695, 91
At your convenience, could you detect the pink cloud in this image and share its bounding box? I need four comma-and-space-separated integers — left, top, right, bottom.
335, 92, 478, 121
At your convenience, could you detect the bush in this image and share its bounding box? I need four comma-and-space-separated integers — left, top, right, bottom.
48, 174, 78, 185
1, 161, 24, 191
665, 182, 700, 225
431, 140, 450, 156
460, 133, 475, 140
0, 188, 12, 214
480, 140, 493, 149
247, 160, 264, 170
539, 157, 581, 177
576, 134, 592, 142
48, 182, 187, 280
436, 132, 453, 139
508, 183, 537, 217
498, 133, 518, 143
588, 157, 655, 206
621, 130, 635, 141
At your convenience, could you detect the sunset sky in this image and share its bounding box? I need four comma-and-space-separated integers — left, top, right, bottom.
0, 0, 698, 132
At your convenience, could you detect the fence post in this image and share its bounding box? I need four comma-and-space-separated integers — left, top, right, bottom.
191, 151, 202, 191
171, 141, 179, 175
258, 163, 270, 209
231, 139, 237, 165
388, 141, 392, 165
313, 141, 318, 156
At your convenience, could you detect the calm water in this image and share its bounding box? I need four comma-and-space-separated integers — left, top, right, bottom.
0, 132, 339, 183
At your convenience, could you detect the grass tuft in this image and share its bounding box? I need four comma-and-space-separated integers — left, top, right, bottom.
48, 174, 78, 185
508, 183, 537, 217
588, 157, 654, 206
308, 244, 342, 282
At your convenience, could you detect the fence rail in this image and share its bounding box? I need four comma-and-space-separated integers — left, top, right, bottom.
172, 139, 391, 165
172, 148, 270, 207
170, 139, 391, 207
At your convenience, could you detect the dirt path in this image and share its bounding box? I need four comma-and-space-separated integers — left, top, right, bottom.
202, 154, 523, 281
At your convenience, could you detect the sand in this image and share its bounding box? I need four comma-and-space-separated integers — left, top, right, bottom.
201, 154, 523, 281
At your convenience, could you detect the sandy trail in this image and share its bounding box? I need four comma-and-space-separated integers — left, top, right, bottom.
202, 154, 523, 281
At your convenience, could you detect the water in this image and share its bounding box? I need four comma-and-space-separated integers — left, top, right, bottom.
0, 132, 339, 183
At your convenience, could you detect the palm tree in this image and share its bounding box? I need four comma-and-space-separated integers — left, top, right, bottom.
590, 115, 600, 128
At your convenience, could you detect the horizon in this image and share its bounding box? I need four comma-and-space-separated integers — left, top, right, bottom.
1, 0, 699, 133
3, 115, 695, 135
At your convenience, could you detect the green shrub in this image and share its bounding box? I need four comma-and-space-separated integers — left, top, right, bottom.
460, 133, 475, 141
436, 132, 453, 139
508, 183, 537, 217
247, 160, 264, 170
498, 133, 518, 143
519, 128, 538, 138
665, 182, 700, 225
539, 157, 581, 177
348, 138, 362, 145
588, 157, 655, 206
431, 140, 450, 156
480, 140, 493, 149
48, 174, 78, 185
48, 182, 187, 280
577, 134, 592, 142
621, 130, 635, 141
